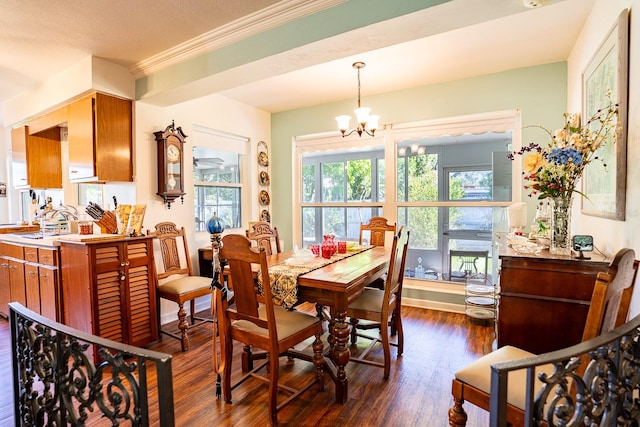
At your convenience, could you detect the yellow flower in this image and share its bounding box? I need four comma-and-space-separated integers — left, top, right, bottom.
523, 152, 546, 174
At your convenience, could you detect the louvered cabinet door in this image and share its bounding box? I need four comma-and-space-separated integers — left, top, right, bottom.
124, 239, 157, 347
93, 244, 126, 344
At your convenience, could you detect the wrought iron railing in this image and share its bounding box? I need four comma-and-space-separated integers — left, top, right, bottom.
489, 313, 640, 426
9, 302, 175, 426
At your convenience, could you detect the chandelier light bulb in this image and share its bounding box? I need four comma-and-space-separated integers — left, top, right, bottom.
354, 107, 371, 126
336, 115, 351, 132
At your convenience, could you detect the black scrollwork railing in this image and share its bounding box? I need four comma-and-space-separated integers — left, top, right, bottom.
489, 313, 640, 426
9, 302, 175, 426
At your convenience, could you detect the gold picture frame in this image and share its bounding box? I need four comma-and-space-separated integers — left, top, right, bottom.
581, 9, 629, 220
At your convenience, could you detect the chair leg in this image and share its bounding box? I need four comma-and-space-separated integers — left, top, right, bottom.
448, 397, 468, 426
380, 315, 391, 379
312, 333, 325, 391
393, 307, 404, 356
349, 317, 359, 345
268, 354, 280, 425
242, 344, 253, 372
190, 299, 196, 324
222, 335, 233, 404
177, 302, 190, 351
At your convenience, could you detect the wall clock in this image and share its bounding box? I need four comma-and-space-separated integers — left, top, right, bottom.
154, 121, 187, 209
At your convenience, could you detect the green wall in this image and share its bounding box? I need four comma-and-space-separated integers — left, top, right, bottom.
271, 62, 568, 250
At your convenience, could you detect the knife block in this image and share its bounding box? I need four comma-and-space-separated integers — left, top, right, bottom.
95, 211, 118, 234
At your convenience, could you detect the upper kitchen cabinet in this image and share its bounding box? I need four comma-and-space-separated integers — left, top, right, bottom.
67, 93, 133, 182
11, 126, 63, 189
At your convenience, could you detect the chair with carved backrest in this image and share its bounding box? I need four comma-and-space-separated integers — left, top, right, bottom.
359, 216, 396, 247
448, 248, 638, 426
246, 221, 281, 256
347, 227, 410, 379
217, 234, 325, 425
148, 222, 213, 351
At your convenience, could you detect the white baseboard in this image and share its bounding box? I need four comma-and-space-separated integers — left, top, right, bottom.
402, 297, 465, 314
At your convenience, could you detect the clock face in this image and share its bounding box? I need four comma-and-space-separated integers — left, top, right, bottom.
167, 144, 181, 163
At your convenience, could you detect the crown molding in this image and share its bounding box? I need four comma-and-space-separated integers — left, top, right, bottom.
129, 0, 344, 78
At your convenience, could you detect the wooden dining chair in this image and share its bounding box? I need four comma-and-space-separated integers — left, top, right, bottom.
148, 222, 213, 351
359, 216, 396, 247
246, 221, 281, 256
448, 248, 638, 426
218, 234, 325, 426
347, 226, 410, 379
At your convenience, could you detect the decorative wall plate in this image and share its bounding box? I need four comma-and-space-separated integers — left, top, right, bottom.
258, 151, 269, 167
259, 190, 270, 205
260, 209, 271, 222
259, 171, 271, 186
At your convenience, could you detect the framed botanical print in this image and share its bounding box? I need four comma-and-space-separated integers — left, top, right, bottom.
581, 9, 629, 220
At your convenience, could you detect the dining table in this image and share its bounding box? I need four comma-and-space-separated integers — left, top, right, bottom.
229, 245, 391, 404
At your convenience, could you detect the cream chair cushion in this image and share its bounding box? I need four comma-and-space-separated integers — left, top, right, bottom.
158, 275, 211, 296
233, 305, 321, 340
348, 288, 384, 312
454, 345, 555, 410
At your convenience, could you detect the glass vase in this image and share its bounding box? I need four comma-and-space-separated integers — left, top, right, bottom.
321, 234, 337, 259
550, 196, 572, 255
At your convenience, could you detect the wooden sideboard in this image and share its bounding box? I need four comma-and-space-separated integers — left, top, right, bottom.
497, 248, 609, 354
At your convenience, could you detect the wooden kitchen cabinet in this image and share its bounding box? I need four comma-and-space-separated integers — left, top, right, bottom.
0, 241, 62, 321
60, 236, 158, 352
67, 92, 133, 182
24, 262, 41, 314
11, 125, 62, 189
0, 258, 9, 317
497, 249, 609, 354
0, 242, 26, 317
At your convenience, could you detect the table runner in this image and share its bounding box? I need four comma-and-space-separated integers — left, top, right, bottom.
257, 247, 372, 309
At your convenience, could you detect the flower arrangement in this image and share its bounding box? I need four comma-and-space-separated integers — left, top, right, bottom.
508, 94, 619, 200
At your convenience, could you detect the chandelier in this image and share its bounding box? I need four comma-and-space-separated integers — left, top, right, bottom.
335, 62, 380, 137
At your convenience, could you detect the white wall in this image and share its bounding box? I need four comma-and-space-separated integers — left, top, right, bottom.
135, 93, 271, 323
568, 0, 640, 315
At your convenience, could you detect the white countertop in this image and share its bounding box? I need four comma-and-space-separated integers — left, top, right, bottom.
0, 232, 124, 247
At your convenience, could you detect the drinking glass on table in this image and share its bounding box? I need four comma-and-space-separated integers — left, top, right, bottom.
309, 244, 320, 257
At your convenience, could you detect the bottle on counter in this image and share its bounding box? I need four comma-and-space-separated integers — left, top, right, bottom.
415, 257, 425, 279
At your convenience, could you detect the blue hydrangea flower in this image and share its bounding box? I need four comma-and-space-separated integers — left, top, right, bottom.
547, 147, 583, 166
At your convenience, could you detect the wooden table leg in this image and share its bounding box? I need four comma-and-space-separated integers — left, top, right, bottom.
332, 308, 350, 404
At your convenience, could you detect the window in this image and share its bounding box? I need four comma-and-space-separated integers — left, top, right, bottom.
301, 146, 384, 245
397, 136, 509, 283
78, 183, 103, 206
192, 127, 248, 232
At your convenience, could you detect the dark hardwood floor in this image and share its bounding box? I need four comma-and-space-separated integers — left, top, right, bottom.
0, 305, 495, 426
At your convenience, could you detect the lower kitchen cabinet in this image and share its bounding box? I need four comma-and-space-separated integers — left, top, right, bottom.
0, 241, 62, 321
60, 236, 158, 353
